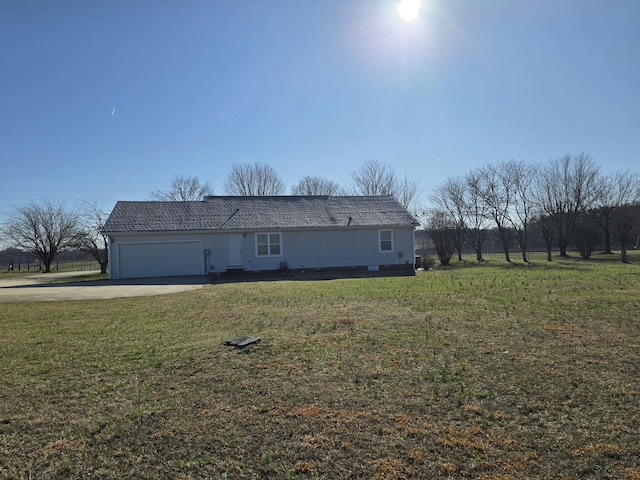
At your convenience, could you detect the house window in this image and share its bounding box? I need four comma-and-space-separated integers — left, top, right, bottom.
256, 232, 282, 256
379, 229, 393, 252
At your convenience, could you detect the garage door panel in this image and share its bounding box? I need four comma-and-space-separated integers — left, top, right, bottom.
119, 241, 202, 279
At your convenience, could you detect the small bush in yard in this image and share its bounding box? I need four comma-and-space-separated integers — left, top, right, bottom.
420, 254, 436, 270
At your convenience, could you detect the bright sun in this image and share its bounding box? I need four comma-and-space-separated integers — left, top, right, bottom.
397, 0, 421, 22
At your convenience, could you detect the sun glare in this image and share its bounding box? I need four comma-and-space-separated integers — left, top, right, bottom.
397, 0, 421, 22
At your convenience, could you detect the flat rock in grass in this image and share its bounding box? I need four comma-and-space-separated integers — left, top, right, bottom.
224, 336, 248, 346
225, 336, 261, 348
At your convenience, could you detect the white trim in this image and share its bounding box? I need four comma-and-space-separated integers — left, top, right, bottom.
255, 232, 283, 257
378, 228, 394, 253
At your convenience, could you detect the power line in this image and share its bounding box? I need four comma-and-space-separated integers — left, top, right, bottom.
1, 186, 148, 193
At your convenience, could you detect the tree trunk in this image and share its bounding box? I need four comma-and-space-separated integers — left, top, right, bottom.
455, 228, 464, 262
100, 262, 108, 274
496, 226, 510, 262
558, 241, 568, 257
514, 228, 529, 263
603, 225, 612, 254
520, 232, 529, 263
619, 237, 630, 263
541, 224, 554, 261
467, 228, 486, 263
455, 239, 463, 262
502, 239, 511, 262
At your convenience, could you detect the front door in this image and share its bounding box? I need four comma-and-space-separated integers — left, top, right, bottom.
227, 234, 243, 268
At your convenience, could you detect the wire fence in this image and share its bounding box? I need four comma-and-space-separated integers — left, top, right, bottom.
3, 260, 102, 273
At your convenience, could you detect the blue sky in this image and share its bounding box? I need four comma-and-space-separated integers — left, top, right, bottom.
1, 0, 639, 227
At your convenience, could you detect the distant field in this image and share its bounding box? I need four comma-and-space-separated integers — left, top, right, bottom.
1, 252, 639, 479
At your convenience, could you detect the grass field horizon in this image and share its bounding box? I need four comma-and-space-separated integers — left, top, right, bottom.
1, 252, 639, 479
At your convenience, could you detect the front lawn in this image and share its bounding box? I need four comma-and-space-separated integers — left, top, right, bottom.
1, 253, 639, 479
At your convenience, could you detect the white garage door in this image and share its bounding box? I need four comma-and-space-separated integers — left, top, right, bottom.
118, 241, 202, 279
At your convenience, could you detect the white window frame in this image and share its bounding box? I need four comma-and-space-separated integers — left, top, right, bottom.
256, 232, 283, 257
379, 229, 394, 252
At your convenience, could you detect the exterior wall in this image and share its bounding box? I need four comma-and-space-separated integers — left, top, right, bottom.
257, 227, 416, 272
108, 226, 416, 279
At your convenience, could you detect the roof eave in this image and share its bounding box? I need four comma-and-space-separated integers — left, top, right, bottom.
104, 223, 417, 236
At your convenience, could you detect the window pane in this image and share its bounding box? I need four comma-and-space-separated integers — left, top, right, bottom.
380, 230, 392, 251
257, 233, 281, 256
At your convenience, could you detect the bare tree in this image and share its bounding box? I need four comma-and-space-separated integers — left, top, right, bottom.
535, 153, 600, 256
394, 173, 422, 214
224, 162, 285, 196
539, 216, 556, 262
614, 204, 640, 263
464, 169, 490, 262
430, 177, 466, 261
425, 209, 457, 265
589, 170, 640, 254
350, 159, 421, 212
1, 200, 80, 273
75, 199, 109, 274
150, 175, 214, 201
478, 163, 513, 262
506, 160, 537, 263
572, 215, 602, 259
350, 159, 396, 196
291, 176, 341, 196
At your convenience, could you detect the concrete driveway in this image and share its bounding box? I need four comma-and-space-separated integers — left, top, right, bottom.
0, 271, 208, 302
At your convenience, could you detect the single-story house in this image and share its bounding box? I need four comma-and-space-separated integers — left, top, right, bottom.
102, 195, 419, 279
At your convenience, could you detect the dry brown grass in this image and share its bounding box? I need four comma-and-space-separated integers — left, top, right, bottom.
1, 252, 639, 478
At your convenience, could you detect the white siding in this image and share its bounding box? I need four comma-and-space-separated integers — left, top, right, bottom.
240, 227, 415, 271
108, 227, 415, 278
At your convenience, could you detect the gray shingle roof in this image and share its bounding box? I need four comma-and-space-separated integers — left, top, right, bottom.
102, 196, 419, 234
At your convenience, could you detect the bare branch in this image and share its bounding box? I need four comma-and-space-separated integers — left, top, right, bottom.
76, 199, 110, 274
224, 162, 285, 196
291, 176, 341, 196
150, 175, 214, 201
350, 159, 421, 211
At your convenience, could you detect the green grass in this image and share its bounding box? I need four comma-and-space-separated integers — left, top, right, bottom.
1, 252, 639, 479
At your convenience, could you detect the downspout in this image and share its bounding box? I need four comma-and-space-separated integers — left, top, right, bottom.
412, 223, 418, 270
107, 236, 114, 279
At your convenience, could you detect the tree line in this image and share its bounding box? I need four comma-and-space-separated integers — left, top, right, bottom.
426, 153, 640, 265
